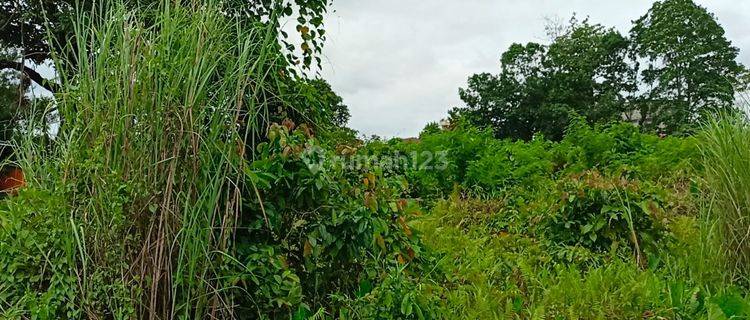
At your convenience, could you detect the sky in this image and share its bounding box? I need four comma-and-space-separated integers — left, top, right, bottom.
319, 1, 750, 138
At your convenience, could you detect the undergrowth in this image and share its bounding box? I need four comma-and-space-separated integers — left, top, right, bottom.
343, 120, 747, 319
0, 0, 749, 319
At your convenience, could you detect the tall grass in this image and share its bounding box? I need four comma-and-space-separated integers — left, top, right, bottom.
8, 1, 288, 317
699, 117, 750, 285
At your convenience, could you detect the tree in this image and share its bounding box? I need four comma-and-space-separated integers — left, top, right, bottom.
0, 76, 19, 155
456, 42, 548, 140
457, 1, 746, 139
306, 79, 351, 128
545, 21, 635, 125
457, 19, 634, 140
631, 0, 745, 133
736, 69, 750, 115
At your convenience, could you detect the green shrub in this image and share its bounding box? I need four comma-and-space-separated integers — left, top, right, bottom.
538, 262, 665, 319
535, 262, 750, 320
383, 120, 696, 202
396, 123, 497, 199
0, 190, 81, 319
401, 193, 744, 320
545, 171, 669, 262
232, 123, 424, 317
465, 138, 554, 194
338, 265, 442, 320
555, 120, 697, 179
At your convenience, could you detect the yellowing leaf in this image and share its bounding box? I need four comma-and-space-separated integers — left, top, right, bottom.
397, 199, 408, 211
375, 234, 386, 250
398, 217, 412, 237
303, 240, 313, 258
396, 253, 405, 264
364, 192, 378, 211
367, 173, 376, 187
406, 247, 415, 260
389, 202, 398, 212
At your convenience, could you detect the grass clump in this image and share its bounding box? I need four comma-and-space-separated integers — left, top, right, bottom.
2, 1, 286, 317
699, 118, 750, 285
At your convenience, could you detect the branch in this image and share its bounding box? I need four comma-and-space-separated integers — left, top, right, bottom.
0, 59, 59, 93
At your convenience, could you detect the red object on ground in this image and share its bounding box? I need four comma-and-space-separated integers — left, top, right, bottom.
0, 167, 25, 195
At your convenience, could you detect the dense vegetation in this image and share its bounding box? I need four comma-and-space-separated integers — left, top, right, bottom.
1, 0, 749, 319
454, 0, 746, 140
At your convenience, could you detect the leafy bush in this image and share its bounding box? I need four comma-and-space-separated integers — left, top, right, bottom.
379, 120, 695, 202
397, 188, 745, 320
556, 120, 697, 179
232, 123, 423, 317
545, 171, 669, 262
465, 137, 554, 194
0, 190, 81, 318
395, 123, 498, 199
338, 265, 442, 320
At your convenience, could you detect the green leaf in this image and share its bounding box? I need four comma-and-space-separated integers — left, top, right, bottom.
581, 224, 593, 234
400, 294, 413, 315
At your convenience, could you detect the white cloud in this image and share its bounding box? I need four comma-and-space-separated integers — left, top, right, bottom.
321, 0, 750, 137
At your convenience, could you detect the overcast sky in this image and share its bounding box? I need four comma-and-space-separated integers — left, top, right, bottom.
319, 1, 750, 138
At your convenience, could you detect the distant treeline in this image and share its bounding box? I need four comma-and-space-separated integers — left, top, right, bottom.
453, 0, 749, 140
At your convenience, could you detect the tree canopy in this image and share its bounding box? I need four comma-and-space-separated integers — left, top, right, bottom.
455, 0, 746, 140
631, 0, 744, 132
